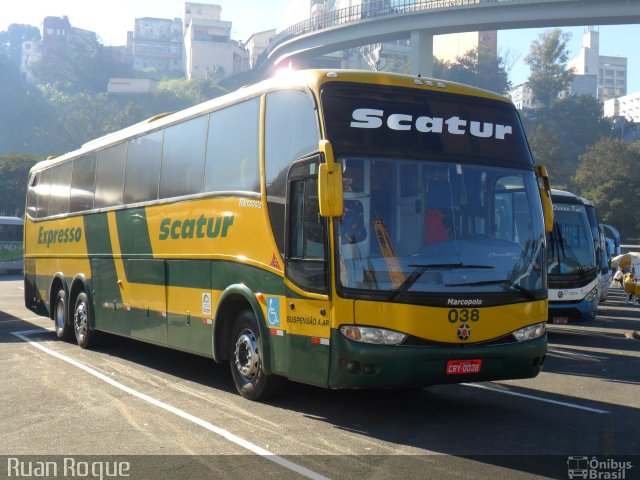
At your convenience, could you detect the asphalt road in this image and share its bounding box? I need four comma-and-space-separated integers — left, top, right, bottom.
1, 274, 639, 480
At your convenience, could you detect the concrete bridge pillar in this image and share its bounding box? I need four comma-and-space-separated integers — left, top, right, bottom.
410, 30, 434, 78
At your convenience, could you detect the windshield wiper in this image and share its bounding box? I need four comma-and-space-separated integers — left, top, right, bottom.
549, 226, 586, 277
445, 279, 538, 300
390, 263, 493, 301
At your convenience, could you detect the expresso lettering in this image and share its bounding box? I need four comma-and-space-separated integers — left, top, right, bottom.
37, 226, 82, 247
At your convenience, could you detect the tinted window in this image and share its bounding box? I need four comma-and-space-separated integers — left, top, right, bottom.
0, 223, 23, 241
26, 174, 37, 219
36, 169, 51, 218
95, 143, 127, 208
286, 164, 327, 293
159, 116, 208, 199
70, 154, 96, 213
203, 98, 260, 193
49, 162, 72, 216
265, 91, 319, 198
321, 83, 532, 167
124, 131, 163, 204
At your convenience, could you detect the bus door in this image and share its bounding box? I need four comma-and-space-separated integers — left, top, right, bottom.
284, 157, 331, 387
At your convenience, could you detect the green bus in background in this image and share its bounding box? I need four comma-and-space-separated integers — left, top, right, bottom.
0, 216, 24, 274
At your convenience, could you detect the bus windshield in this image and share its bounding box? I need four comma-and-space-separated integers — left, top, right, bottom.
548, 203, 597, 275
336, 158, 546, 297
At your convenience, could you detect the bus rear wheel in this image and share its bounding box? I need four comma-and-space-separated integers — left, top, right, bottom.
54, 289, 73, 341
73, 292, 97, 349
229, 309, 283, 401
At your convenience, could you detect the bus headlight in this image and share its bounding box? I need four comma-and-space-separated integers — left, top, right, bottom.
584, 287, 598, 302
340, 325, 407, 345
513, 323, 546, 342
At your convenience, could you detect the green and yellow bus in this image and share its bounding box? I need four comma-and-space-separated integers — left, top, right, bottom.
24, 70, 553, 400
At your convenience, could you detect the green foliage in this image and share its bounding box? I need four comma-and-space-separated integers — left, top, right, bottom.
31, 44, 134, 93
0, 24, 40, 66
436, 47, 511, 94
525, 29, 574, 110
0, 54, 51, 154
155, 77, 227, 110
37, 86, 143, 153
523, 94, 612, 187
0, 153, 41, 216
572, 139, 640, 240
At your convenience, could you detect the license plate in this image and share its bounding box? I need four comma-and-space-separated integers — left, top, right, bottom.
446, 359, 482, 375
552, 316, 568, 325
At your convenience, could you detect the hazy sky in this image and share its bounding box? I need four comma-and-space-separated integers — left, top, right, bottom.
2, 0, 639, 92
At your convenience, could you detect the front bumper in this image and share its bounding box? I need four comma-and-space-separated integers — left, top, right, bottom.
328, 330, 547, 389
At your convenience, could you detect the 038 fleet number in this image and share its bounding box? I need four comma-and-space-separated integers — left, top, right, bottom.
448, 309, 480, 323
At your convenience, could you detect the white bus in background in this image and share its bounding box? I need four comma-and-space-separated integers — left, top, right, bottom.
0, 216, 24, 274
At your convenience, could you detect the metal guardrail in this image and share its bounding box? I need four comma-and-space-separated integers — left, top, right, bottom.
258, 0, 597, 66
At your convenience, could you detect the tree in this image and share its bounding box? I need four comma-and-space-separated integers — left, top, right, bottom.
0, 153, 40, 216
572, 138, 640, 241
0, 24, 40, 66
31, 43, 133, 93
525, 123, 569, 187
523, 93, 613, 187
38, 86, 142, 152
524, 29, 574, 111
0, 54, 50, 154
438, 47, 511, 94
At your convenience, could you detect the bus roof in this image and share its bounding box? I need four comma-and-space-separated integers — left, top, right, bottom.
29, 69, 512, 174
550, 189, 593, 206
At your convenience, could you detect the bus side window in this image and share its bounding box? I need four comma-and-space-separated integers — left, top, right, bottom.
95, 143, 127, 208
203, 98, 260, 194
26, 173, 38, 219
160, 115, 208, 198
49, 162, 72, 217
265, 90, 320, 256
123, 130, 163, 204
70, 153, 97, 213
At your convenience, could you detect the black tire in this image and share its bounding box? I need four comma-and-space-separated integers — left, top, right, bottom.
229, 309, 284, 400
53, 289, 74, 341
73, 292, 97, 349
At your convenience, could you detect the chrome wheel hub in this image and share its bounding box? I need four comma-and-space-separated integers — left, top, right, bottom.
55, 299, 65, 330
234, 329, 260, 379
74, 302, 87, 338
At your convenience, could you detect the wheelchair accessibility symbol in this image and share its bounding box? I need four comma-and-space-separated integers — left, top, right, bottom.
266, 297, 280, 327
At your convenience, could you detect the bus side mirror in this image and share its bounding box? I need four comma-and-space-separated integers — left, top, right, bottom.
318, 140, 343, 217
535, 165, 554, 233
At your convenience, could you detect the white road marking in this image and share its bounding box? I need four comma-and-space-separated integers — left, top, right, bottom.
547, 348, 609, 360
463, 383, 610, 414
11, 328, 329, 480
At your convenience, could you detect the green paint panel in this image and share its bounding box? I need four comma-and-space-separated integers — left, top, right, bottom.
167, 260, 212, 355
91, 258, 129, 335
211, 261, 285, 295
115, 208, 154, 256
286, 334, 330, 387
85, 212, 116, 257
128, 259, 167, 344
84, 213, 126, 333
267, 331, 288, 375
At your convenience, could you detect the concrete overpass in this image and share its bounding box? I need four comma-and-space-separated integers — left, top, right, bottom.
258, 0, 640, 76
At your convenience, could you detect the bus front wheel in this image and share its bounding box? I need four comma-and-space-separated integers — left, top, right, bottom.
73, 292, 97, 349
229, 309, 283, 400
54, 289, 73, 341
